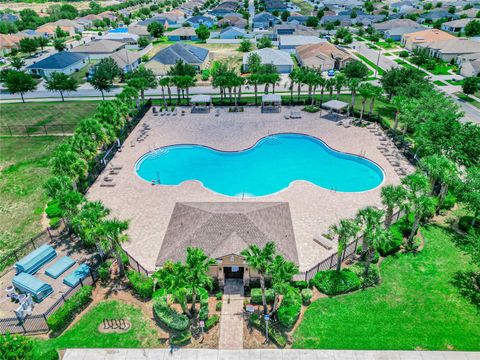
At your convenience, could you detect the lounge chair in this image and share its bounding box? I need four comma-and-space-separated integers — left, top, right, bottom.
172, 108, 178, 116
215, 109, 220, 117
100, 182, 116, 187
110, 164, 123, 170
284, 112, 290, 120
103, 176, 114, 182
109, 169, 120, 175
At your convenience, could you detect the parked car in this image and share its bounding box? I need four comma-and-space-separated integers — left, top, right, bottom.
328, 69, 335, 77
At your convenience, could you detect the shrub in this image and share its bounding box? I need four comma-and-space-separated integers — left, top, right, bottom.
440, 192, 456, 210
458, 216, 479, 233
399, 50, 409, 58
215, 301, 222, 311
277, 288, 302, 329
248, 313, 286, 347
47, 286, 93, 334
205, 314, 220, 331
303, 105, 320, 113
215, 291, 223, 300
0, 332, 34, 360
126, 270, 154, 299
198, 287, 209, 306
201, 69, 210, 81
301, 288, 313, 305
153, 296, 189, 331
355, 246, 380, 263
98, 261, 111, 283
170, 331, 191, 346
199, 303, 208, 321
291, 280, 309, 290
250, 288, 274, 304
45, 201, 62, 219
377, 230, 403, 256
352, 264, 380, 288
311, 269, 360, 296
49, 217, 61, 229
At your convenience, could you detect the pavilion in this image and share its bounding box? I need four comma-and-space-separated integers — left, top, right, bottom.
261, 94, 281, 113
321, 99, 349, 121
191, 94, 212, 113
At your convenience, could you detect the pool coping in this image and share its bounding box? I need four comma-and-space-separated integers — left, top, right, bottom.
133, 132, 386, 198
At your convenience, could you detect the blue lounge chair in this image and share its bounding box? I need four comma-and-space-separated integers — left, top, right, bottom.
12, 273, 53, 302
45, 256, 76, 279
63, 264, 90, 287
15, 244, 56, 275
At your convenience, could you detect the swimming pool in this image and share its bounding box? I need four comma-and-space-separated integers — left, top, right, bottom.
135, 133, 385, 197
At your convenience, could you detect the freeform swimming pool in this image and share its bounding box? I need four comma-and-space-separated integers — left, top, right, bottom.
135, 133, 385, 197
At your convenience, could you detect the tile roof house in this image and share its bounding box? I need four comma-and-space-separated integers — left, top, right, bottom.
36, 24, 76, 37
110, 49, 142, 72
418, 10, 459, 23
460, 57, 480, 77
457, 8, 479, 18
27, 51, 87, 77
441, 18, 474, 33
0, 34, 24, 55
296, 42, 353, 71
373, 18, 421, 32
71, 39, 125, 59
166, 27, 199, 41
401, 28, 456, 50
186, 15, 215, 28
243, 48, 294, 73
287, 16, 310, 25
383, 26, 426, 41
218, 26, 251, 39
418, 38, 480, 62
101, 31, 139, 44
146, 43, 209, 75
1, 13, 19, 22
253, 12, 281, 29
273, 24, 320, 37
265, 0, 287, 12
218, 14, 247, 28
53, 19, 84, 33
75, 14, 102, 28
209, 1, 239, 16
128, 25, 151, 37
156, 202, 298, 286
278, 35, 327, 52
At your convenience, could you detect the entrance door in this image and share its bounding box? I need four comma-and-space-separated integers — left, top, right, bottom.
224, 266, 244, 279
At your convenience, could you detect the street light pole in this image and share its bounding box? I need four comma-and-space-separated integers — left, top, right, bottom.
374, 49, 381, 78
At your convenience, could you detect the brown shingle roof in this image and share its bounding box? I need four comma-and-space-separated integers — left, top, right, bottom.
296, 42, 352, 67
156, 202, 299, 266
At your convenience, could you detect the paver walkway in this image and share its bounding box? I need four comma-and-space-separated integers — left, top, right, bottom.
218, 279, 244, 350
63, 349, 480, 359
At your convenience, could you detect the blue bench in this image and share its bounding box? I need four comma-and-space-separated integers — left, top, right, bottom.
13, 273, 53, 302
15, 244, 56, 275
63, 264, 90, 287
45, 256, 76, 279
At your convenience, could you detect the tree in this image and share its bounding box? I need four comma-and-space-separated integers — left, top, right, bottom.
238, 38, 252, 52
159, 76, 173, 105
10, 56, 25, 70
356, 207, 385, 276
461, 167, 480, 227
280, 10, 290, 22
184, 247, 215, 314
358, 82, 375, 120
195, 24, 210, 42
246, 52, 261, 73
347, 78, 361, 116
19, 37, 38, 56
380, 67, 428, 100
45, 72, 78, 101
98, 218, 129, 277
54, 38, 66, 52
329, 218, 359, 272
381, 185, 407, 228
462, 77, 478, 95
55, 25, 68, 38
247, 73, 262, 105
138, 36, 150, 48
0, 332, 34, 360
306, 16, 319, 27
257, 36, 272, 49
368, 84, 383, 116
269, 255, 298, 314
50, 142, 88, 184
402, 172, 436, 249
147, 22, 165, 38
334, 72, 346, 99
2, 70, 37, 103
343, 60, 369, 80
72, 201, 110, 247
36, 36, 49, 51
126, 66, 157, 102
90, 57, 121, 99
241, 242, 275, 314
465, 19, 480, 36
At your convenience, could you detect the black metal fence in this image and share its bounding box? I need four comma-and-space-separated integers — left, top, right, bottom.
0, 124, 77, 136
122, 248, 152, 277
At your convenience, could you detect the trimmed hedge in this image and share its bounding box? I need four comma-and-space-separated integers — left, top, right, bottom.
250, 288, 274, 304
311, 269, 360, 296
199, 304, 208, 321
215, 301, 222, 311
301, 288, 313, 305
49, 217, 61, 229
215, 291, 223, 300
249, 313, 286, 347
153, 293, 189, 331
47, 286, 92, 334
170, 331, 191, 346
126, 270, 153, 299
277, 288, 302, 329
291, 280, 309, 290
45, 201, 62, 219
205, 314, 220, 331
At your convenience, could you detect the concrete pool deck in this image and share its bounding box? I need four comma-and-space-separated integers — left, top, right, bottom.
86, 107, 413, 273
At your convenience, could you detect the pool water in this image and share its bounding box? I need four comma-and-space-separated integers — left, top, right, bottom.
136, 133, 384, 197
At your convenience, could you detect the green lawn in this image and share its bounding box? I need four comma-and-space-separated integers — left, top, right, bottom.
433, 80, 448, 86
376, 41, 399, 50
394, 59, 428, 75
0, 136, 64, 259
291, 0, 314, 15
293, 225, 480, 350
353, 52, 385, 76
0, 101, 98, 130
456, 93, 480, 109
35, 300, 161, 355
446, 79, 464, 86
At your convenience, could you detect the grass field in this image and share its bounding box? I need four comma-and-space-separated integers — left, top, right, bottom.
352, 52, 385, 76
0, 101, 98, 128
456, 93, 480, 109
291, 0, 314, 15
293, 225, 480, 350
394, 59, 429, 75
0, 136, 64, 257
35, 300, 161, 355
433, 80, 448, 86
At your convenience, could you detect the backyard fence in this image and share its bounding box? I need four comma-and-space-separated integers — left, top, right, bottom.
0, 123, 77, 136
122, 248, 152, 277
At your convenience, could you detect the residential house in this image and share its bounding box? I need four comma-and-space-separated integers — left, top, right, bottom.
265, 0, 287, 12
389, 1, 416, 13
274, 24, 320, 37
296, 42, 353, 71
287, 16, 309, 25
243, 48, 294, 73
218, 26, 251, 39
26, 52, 87, 77
320, 0, 364, 10
53, 19, 84, 33
138, 12, 184, 28
98, 11, 118, 22
186, 15, 215, 29
441, 18, 474, 33
71, 39, 125, 59
36, 24, 75, 38
401, 29, 456, 50
75, 14, 103, 28
166, 27, 199, 41
384, 26, 425, 41
418, 10, 459, 23
110, 48, 142, 72
101, 31, 139, 45
146, 43, 209, 75
417, 38, 480, 62
0, 34, 24, 55
457, 8, 479, 18
460, 56, 480, 77
218, 14, 247, 28
278, 35, 326, 52
338, 9, 366, 16
20, 29, 48, 39
373, 18, 421, 33
209, 1, 239, 17
253, 12, 281, 29
128, 25, 151, 37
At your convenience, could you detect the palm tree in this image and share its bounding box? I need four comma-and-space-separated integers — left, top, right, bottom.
98, 218, 129, 277
420, 155, 458, 212
348, 78, 361, 116
326, 78, 335, 100
317, 75, 326, 107
329, 218, 360, 272
334, 73, 346, 99
289, 68, 300, 104
356, 206, 384, 257
368, 85, 383, 116
391, 95, 406, 132
269, 255, 298, 315
358, 83, 374, 121
381, 185, 407, 229
184, 247, 215, 315
241, 242, 275, 314
247, 73, 261, 106
72, 201, 110, 249
158, 77, 170, 107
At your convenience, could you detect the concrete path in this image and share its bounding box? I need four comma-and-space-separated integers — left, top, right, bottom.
62, 349, 480, 360
218, 279, 244, 350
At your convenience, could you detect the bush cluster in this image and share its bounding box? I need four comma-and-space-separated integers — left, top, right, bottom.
290, 280, 309, 290
47, 286, 93, 334
352, 264, 380, 288
126, 270, 154, 299
98, 261, 111, 283
277, 287, 302, 329
205, 314, 220, 331
301, 288, 313, 305
45, 200, 62, 229
198, 287, 209, 320
377, 229, 403, 256
441, 192, 456, 210
311, 269, 360, 296
170, 331, 191, 346
303, 105, 320, 113
250, 288, 274, 304
215, 301, 222, 311
459, 216, 479, 233
153, 294, 189, 331
248, 313, 286, 347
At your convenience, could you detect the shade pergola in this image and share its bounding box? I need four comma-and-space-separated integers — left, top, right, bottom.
261, 94, 281, 113
321, 99, 349, 121
191, 94, 212, 113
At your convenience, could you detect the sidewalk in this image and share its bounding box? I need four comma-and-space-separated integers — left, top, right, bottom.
63, 349, 480, 360
218, 279, 244, 350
